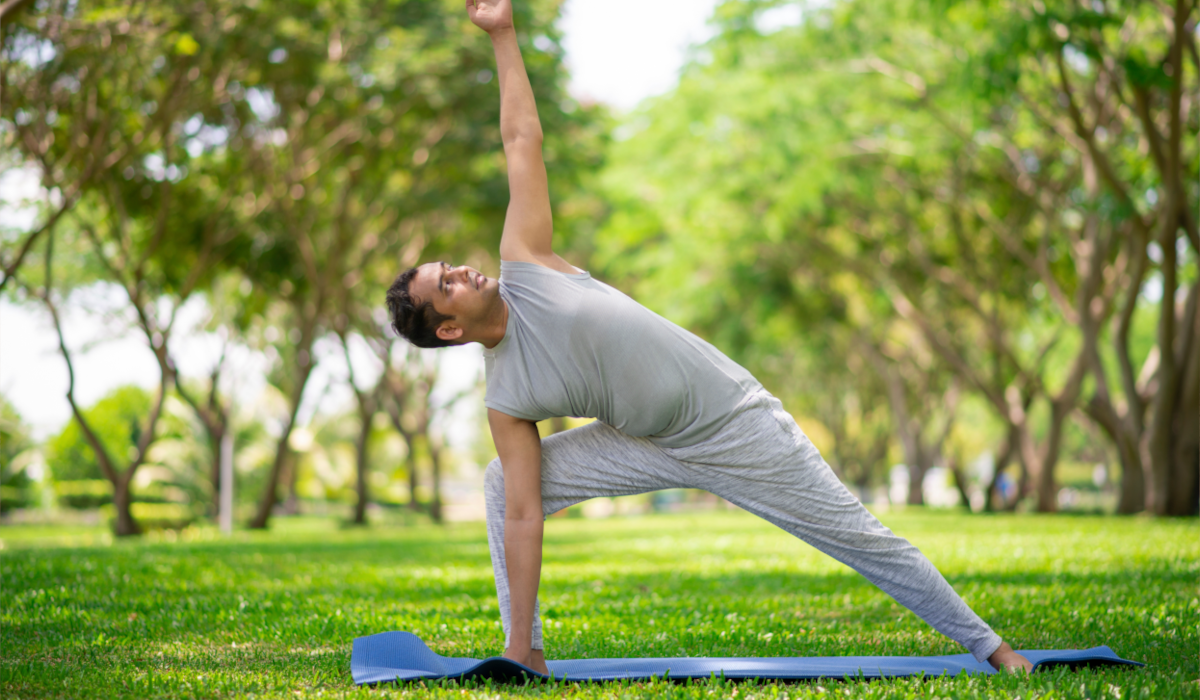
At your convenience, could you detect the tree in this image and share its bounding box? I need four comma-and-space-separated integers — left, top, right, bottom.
6, 0, 605, 529
222, 0, 590, 528
44, 385, 154, 523
0, 395, 36, 513
172, 333, 234, 518
860, 336, 960, 506
1, 2, 125, 291
379, 343, 467, 523
808, 340, 893, 501
593, 0, 1196, 515
339, 327, 384, 525
892, 0, 1198, 514
983, 0, 1200, 516
4, 0, 266, 532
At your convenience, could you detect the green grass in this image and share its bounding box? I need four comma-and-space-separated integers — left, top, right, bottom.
2, 510, 1197, 699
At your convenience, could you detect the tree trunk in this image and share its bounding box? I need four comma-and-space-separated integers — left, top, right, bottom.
1167, 434, 1200, 516
1145, 0, 1192, 515
985, 429, 1017, 512
405, 445, 421, 512
250, 404, 303, 528
1116, 432, 1147, 515
112, 473, 141, 537
352, 406, 371, 525
906, 456, 928, 506
1033, 457, 1057, 512
340, 332, 379, 526
1145, 304, 1196, 516
1012, 458, 1031, 511
1146, 244, 1178, 514
985, 470, 1003, 512
855, 476, 872, 503
429, 443, 443, 523
173, 360, 230, 520
182, 398, 227, 519
251, 433, 290, 529
1019, 352, 1090, 513
1166, 281, 1200, 515
282, 450, 300, 515
1166, 395, 1199, 516
947, 454, 972, 509
1087, 396, 1147, 514
205, 422, 226, 519
383, 395, 422, 513
1088, 276, 1197, 516
1031, 404, 1068, 513
903, 411, 955, 507
249, 347, 314, 529
1018, 423, 1059, 514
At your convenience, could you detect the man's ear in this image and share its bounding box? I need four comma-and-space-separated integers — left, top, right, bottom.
436, 324, 464, 342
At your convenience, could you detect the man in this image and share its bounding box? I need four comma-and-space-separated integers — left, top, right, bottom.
386, 0, 1033, 676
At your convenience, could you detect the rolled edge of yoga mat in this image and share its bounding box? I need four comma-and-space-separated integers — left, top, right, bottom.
349, 631, 1145, 685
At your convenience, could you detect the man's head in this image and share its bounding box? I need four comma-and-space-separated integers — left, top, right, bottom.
386, 261, 502, 348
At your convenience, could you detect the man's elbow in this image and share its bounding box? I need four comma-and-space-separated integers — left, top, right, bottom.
502, 128, 544, 150
506, 510, 544, 525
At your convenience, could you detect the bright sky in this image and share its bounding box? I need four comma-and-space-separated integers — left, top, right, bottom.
560, 0, 721, 111
0, 0, 725, 439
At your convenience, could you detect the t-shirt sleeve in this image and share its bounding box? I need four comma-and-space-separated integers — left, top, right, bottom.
482, 397, 544, 422
497, 261, 583, 304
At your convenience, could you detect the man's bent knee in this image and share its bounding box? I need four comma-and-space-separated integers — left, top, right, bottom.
484, 458, 505, 499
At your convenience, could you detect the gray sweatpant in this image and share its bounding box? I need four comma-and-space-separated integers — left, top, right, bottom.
484, 390, 1004, 663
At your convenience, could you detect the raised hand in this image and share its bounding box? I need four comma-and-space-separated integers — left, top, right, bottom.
466, 0, 514, 35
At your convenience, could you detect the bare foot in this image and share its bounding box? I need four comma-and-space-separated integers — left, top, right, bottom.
529, 649, 550, 676
502, 647, 550, 676
988, 641, 1033, 673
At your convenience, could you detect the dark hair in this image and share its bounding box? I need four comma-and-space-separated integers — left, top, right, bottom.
386, 266, 456, 348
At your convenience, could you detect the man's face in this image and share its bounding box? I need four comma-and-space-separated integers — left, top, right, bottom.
409, 261, 499, 340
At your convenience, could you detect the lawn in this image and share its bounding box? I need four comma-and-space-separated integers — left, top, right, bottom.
1, 509, 1196, 699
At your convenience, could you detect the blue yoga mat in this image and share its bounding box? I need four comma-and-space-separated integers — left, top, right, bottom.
351, 631, 1143, 684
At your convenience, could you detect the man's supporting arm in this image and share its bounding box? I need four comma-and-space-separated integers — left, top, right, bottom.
487, 408, 546, 670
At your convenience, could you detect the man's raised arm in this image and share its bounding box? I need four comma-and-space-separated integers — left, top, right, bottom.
467, 0, 555, 264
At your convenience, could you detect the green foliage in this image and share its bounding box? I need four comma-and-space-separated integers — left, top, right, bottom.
3, 0, 1192, 522
41, 385, 268, 517
3, 0, 606, 529
2, 0, 250, 296
0, 511, 1195, 698
0, 395, 34, 474
0, 395, 37, 511
46, 386, 152, 488
594, 0, 1197, 507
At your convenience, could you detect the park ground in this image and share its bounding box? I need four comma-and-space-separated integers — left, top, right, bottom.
1, 510, 1196, 699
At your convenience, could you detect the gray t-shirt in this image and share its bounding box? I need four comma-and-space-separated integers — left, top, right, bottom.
483, 261, 762, 448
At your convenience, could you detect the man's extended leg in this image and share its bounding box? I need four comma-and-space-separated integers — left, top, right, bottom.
484, 420, 688, 651
662, 391, 1005, 663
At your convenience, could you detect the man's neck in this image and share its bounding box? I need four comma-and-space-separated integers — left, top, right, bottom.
478, 298, 509, 349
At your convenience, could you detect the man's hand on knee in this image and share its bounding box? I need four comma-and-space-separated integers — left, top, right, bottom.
987, 641, 1033, 673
